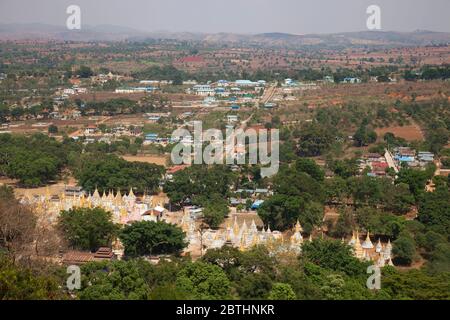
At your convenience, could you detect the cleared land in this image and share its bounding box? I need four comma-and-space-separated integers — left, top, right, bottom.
121, 154, 168, 167
375, 124, 425, 141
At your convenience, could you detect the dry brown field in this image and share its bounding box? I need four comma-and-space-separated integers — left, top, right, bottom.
375, 124, 425, 141
121, 154, 169, 167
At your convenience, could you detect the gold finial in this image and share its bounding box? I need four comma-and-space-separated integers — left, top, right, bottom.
233, 216, 240, 236
295, 220, 303, 233
239, 233, 247, 251
252, 234, 259, 247
93, 187, 100, 198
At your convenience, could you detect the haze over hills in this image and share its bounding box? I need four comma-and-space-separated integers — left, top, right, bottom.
1, 23, 450, 48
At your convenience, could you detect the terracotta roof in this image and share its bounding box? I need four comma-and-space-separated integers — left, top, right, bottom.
167, 165, 188, 174
63, 251, 94, 264
372, 161, 389, 168
94, 247, 113, 259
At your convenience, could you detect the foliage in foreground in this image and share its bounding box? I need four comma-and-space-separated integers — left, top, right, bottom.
1, 239, 450, 300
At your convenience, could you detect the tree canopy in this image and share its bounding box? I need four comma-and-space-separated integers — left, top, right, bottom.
57, 207, 119, 251
119, 221, 187, 257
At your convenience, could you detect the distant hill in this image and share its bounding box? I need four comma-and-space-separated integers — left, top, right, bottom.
1, 23, 449, 48
0, 23, 148, 42
248, 30, 450, 47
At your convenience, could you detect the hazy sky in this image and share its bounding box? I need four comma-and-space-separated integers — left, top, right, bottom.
1, 0, 450, 34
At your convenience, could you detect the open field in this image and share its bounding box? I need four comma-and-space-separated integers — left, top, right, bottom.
375, 124, 425, 141
295, 81, 450, 108
121, 154, 169, 167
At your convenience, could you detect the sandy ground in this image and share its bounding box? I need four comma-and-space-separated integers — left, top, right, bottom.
0, 177, 76, 198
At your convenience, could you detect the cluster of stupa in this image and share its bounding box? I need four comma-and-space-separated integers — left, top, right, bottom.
180, 211, 307, 255
22, 187, 396, 266
21, 187, 165, 225
348, 231, 394, 267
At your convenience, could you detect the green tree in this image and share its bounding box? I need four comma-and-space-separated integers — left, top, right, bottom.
80, 260, 150, 300
295, 158, 325, 181
393, 234, 417, 265
268, 283, 296, 300
0, 254, 66, 300
176, 262, 231, 299
48, 124, 58, 134
297, 123, 336, 157
381, 267, 450, 299
164, 165, 234, 209
58, 207, 119, 251
418, 186, 450, 235
396, 167, 431, 199
77, 65, 94, 78
302, 239, 367, 276
331, 208, 355, 238
74, 154, 164, 194
120, 221, 187, 257
258, 194, 323, 232
201, 196, 230, 228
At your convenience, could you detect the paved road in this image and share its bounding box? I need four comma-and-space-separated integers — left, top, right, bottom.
260, 85, 277, 104
384, 149, 399, 173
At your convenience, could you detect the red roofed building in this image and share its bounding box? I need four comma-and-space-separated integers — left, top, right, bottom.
372, 161, 389, 176
167, 165, 188, 174
372, 161, 389, 169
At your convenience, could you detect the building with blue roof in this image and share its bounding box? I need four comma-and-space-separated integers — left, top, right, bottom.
145, 133, 159, 142
395, 155, 415, 162
251, 200, 264, 210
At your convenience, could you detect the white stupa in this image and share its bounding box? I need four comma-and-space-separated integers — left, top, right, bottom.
362, 231, 374, 249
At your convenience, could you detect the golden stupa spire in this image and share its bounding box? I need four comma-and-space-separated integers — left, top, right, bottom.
239, 233, 247, 251
114, 189, 123, 205
251, 234, 259, 247
241, 220, 248, 232
233, 216, 240, 236
93, 187, 100, 198
226, 227, 233, 242
80, 193, 85, 207
295, 220, 303, 233
354, 230, 364, 258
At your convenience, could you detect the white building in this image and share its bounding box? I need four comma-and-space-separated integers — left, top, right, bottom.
227, 115, 239, 124
193, 84, 215, 96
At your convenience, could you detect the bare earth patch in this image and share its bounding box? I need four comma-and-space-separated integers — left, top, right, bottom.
375, 124, 424, 141
122, 154, 168, 167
